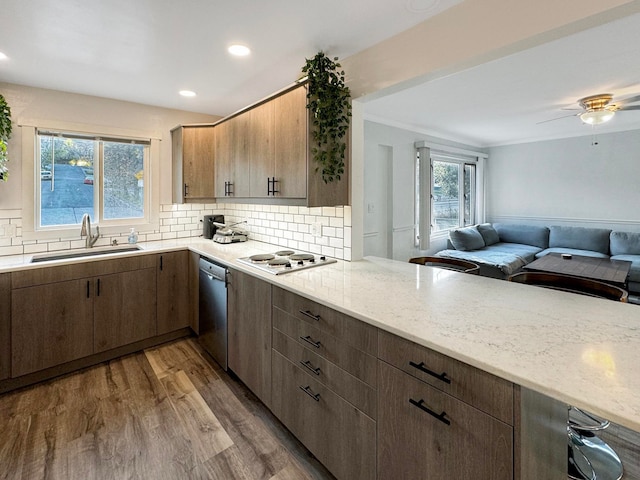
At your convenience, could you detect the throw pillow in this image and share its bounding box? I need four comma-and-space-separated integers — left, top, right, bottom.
449, 226, 485, 251
477, 223, 500, 246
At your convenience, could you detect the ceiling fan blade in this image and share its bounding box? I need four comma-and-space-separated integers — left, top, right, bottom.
537, 113, 578, 124
619, 105, 640, 111
620, 94, 640, 105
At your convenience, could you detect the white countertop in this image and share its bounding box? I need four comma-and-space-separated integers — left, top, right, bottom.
2, 238, 639, 431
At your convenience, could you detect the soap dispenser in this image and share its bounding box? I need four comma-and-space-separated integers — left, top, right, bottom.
128, 228, 138, 244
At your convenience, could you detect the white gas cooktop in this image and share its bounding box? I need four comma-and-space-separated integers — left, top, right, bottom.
237, 250, 336, 275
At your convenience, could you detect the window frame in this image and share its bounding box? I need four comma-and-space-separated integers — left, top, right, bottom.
430, 153, 477, 237
21, 122, 160, 242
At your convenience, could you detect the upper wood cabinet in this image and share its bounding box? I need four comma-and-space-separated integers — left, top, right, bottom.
212, 83, 349, 206
172, 125, 215, 203
215, 112, 250, 198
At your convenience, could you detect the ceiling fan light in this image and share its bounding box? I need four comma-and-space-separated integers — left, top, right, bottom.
580, 110, 615, 125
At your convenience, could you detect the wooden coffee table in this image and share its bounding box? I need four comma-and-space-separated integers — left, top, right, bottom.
523, 253, 631, 288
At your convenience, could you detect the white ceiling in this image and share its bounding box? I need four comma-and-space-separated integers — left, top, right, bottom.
364, 12, 640, 147
0, 0, 462, 116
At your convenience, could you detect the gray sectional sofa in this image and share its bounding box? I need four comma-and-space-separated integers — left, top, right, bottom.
435, 223, 640, 295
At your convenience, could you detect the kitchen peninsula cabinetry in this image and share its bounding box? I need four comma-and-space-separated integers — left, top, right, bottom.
172, 124, 215, 203
227, 268, 272, 406
0, 273, 11, 380
271, 287, 377, 480
377, 330, 514, 480
156, 251, 190, 335
10, 255, 158, 378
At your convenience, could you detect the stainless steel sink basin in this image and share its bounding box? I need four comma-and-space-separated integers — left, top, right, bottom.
30, 244, 143, 263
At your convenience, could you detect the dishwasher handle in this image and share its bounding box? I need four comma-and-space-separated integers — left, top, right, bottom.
199, 257, 227, 282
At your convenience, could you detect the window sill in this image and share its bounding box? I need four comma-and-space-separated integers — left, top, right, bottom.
22, 222, 159, 242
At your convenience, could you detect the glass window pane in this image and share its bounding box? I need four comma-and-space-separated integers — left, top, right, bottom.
39, 135, 95, 227
432, 160, 459, 233
103, 141, 145, 220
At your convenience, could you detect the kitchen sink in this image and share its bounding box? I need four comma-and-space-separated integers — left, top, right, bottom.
30, 244, 143, 263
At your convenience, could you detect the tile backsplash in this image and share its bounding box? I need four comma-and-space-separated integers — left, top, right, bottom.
0, 204, 352, 260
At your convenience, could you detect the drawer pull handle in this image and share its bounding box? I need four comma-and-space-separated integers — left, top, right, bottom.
300, 335, 321, 349
300, 360, 321, 375
299, 385, 321, 402
409, 361, 451, 384
409, 398, 451, 426
299, 310, 321, 321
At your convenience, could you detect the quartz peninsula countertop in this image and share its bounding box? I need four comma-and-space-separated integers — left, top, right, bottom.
1, 238, 639, 432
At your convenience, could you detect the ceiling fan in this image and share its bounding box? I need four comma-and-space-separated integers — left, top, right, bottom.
539, 93, 640, 125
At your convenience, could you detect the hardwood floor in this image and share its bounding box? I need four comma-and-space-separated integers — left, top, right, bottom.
0, 338, 335, 480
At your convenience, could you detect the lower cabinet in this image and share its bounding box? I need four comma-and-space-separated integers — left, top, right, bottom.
377, 360, 513, 480
0, 273, 10, 380
10, 254, 160, 378
156, 251, 190, 335
271, 350, 377, 480
12, 278, 94, 377
227, 268, 272, 406
94, 267, 157, 352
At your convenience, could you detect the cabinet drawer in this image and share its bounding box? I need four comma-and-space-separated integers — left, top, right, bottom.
273, 328, 376, 419
379, 329, 513, 424
271, 350, 376, 480
272, 287, 377, 355
378, 361, 513, 480
273, 306, 377, 387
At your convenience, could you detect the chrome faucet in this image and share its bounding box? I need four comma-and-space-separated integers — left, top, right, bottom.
80, 213, 100, 248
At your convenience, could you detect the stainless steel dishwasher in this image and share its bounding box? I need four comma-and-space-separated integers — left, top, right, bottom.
198, 257, 228, 370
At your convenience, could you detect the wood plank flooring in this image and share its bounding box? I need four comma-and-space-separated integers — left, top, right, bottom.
0, 338, 335, 480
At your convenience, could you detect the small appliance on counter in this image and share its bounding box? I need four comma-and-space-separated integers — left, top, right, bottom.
203, 214, 225, 239
213, 220, 249, 244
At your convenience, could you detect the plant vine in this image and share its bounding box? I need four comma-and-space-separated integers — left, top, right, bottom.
301, 52, 351, 183
0, 93, 12, 181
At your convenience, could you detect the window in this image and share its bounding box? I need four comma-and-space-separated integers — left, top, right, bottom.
36, 130, 149, 229
415, 143, 484, 249
431, 155, 476, 234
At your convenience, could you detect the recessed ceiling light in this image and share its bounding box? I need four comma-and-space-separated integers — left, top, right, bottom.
179, 90, 196, 97
228, 44, 251, 57
0, 52, 8, 61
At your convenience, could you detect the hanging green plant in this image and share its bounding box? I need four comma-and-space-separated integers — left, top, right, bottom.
0, 93, 12, 181
301, 52, 351, 183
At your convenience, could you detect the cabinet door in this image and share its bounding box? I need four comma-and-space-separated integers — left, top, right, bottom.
271, 350, 376, 480
0, 273, 10, 380
182, 126, 215, 199
227, 269, 272, 406
274, 86, 307, 198
94, 267, 157, 352
248, 101, 275, 197
377, 361, 513, 480
157, 251, 190, 335
215, 116, 250, 198
11, 279, 94, 377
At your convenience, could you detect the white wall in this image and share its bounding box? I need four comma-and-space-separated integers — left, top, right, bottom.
364, 120, 487, 261
486, 129, 640, 232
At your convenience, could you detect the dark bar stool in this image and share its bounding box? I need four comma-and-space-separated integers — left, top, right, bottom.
409, 256, 480, 275
508, 271, 628, 302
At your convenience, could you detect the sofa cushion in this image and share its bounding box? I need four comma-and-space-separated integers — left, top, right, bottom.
548, 226, 611, 255
449, 226, 485, 251
493, 224, 549, 249
477, 223, 500, 246
610, 231, 640, 255
436, 248, 527, 275
610, 254, 640, 283
484, 242, 542, 263
536, 248, 609, 259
